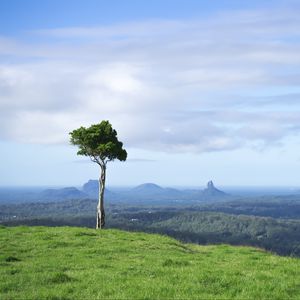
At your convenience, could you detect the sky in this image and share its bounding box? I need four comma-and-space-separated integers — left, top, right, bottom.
1, 0, 300, 187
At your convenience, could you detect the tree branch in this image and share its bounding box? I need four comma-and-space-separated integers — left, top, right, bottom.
89, 155, 103, 167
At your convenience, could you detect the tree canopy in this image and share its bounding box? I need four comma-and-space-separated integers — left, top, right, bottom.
69, 120, 127, 166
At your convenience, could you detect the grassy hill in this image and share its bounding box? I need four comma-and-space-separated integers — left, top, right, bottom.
0, 226, 300, 299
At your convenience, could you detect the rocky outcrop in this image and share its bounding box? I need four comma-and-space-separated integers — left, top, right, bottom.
202, 181, 227, 197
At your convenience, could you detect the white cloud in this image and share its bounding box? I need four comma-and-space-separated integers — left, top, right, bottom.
1, 5, 300, 152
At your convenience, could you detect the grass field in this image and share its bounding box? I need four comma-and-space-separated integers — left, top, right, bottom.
0, 226, 300, 299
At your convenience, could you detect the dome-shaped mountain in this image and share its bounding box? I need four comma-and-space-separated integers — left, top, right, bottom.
40, 187, 87, 201
132, 183, 165, 194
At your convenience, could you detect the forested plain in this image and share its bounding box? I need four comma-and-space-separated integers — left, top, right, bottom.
1, 194, 300, 257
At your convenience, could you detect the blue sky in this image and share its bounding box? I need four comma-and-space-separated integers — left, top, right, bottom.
0, 0, 272, 33
1, 0, 300, 187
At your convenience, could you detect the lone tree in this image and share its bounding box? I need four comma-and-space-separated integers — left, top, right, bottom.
69, 121, 127, 229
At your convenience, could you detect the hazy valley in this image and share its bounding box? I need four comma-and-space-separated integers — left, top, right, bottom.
1, 180, 300, 257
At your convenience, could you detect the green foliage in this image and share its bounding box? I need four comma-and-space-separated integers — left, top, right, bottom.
2, 198, 300, 257
69, 120, 127, 164
0, 226, 300, 299
108, 210, 300, 257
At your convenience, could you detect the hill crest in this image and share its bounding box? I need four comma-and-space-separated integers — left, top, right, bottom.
1, 226, 299, 299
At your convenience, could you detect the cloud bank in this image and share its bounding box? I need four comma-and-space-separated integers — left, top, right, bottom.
1, 5, 300, 153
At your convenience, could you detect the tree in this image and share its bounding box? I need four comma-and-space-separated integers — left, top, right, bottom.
69, 121, 127, 229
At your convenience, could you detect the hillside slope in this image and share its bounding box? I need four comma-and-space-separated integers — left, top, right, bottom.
0, 226, 299, 299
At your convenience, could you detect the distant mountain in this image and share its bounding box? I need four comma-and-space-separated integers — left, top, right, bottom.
81, 180, 229, 203
202, 181, 228, 198
82, 180, 113, 199
132, 183, 165, 194
40, 187, 87, 201
0, 179, 232, 204
27, 179, 231, 203
82, 180, 99, 198
131, 183, 184, 198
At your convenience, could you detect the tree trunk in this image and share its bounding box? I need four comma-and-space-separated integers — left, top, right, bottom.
96, 164, 106, 229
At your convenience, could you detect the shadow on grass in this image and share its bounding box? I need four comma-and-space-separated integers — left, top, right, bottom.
5, 256, 21, 262
50, 272, 75, 284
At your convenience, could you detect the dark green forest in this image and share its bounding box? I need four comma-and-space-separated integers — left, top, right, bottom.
1, 196, 300, 257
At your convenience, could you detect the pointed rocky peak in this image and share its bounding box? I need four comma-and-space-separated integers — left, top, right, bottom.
202, 180, 227, 198
207, 180, 215, 189
82, 179, 112, 199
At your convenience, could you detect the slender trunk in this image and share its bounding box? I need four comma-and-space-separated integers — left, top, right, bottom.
96, 164, 106, 229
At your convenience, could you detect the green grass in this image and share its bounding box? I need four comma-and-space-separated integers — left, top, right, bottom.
0, 226, 300, 299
